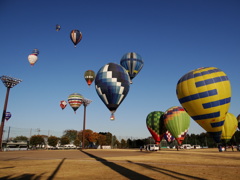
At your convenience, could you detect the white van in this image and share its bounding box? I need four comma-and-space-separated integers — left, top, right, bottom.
181, 144, 191, 149
145, 144, 160, 151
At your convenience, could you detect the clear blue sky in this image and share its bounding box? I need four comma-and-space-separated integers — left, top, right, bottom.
0, 0, 239, 139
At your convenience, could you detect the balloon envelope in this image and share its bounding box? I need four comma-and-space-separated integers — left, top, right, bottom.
176, 67, 231, 143
164, 130, 175, 144
120, 52, 144, 83
32, 49, 39, 56
68, 93, 84, 113
70, 29, 82, 47
237, 114, 240, 130
84, 70, 95, 86
60, 100, 67, 110
164, 106, 190, 145
5, 112, 11, 121
56, 24, 61, 31
95, 62, 130, 119
221, 113, 238, 143
28, 54, 38, 66
146, 111, 166, 144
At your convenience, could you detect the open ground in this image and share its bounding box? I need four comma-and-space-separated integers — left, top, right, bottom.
0, 148, 239, 180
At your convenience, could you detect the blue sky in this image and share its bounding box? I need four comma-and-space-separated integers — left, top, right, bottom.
0, 0, 239, 139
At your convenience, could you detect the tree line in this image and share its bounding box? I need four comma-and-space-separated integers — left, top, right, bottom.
10, 129, 240, 149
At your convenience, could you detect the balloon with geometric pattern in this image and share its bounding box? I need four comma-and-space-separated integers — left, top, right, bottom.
146, 111, 166, 144
176, 67, 231, 143
163, 130, 175, 144
68, 93, 84, 113
95, 62, 130, 120
120, 52, 144, 84
60, 100, 67, 110
164, 106, 190, 145
56, 24, 61, 31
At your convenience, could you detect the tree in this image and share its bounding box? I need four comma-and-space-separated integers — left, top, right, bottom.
13, 136, 28, 142
60, 136, 70, 145
63, 129, 78, 142
30, 135, 45, 148
78, 129, 98, 148
120, 139, 127, 148
48, 136, 59, 147
74, 138, 80, 147
97, 134, 106, 148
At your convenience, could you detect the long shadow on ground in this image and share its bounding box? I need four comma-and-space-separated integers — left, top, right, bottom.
127, 160, 207, 180
81, 150, 155, 180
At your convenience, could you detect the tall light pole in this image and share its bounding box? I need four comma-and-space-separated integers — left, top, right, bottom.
81, 98, 92, 149
0, 76, 22, 151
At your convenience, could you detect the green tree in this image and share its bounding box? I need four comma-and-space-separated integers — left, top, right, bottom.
48, 136, 59, 147
97, 134, 106, 148
60, 136, 70, 145
120, 139, 127, 148
30, 135, 45, 148
74, 138, 80, 147
63, 129, 78, 142
14, 136, 28, 141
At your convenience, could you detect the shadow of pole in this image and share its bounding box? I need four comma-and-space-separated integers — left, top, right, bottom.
127, 160, 207, 180
81, 151, 155, 180
47, 158, 66, 180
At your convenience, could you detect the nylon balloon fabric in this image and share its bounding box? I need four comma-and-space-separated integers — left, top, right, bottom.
176, 67, 231, 143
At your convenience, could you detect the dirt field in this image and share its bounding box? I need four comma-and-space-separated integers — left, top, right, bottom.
0, 148, 239, 180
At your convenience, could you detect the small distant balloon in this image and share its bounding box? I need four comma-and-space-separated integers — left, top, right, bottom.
32, 49, 39, 56
68, 93, 84, 113
60, 100, 67, 110
5, 112, 11, 121
56, 24, 61, 31
70, 29, 82, 47
120, 52, 144, 84
84, 70, 95, 87
28, 54, 38, 66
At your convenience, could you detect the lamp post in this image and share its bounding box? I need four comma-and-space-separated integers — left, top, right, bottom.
81, 98, 92, 149
0, 76, 22, 151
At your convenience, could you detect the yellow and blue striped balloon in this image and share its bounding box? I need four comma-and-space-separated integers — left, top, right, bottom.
176, 67, 231, 143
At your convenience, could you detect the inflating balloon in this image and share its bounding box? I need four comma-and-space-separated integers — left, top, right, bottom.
70, 29, 82, 47
176, 67, 231, 143
84, 70, 95, 87
221, 113, 238, 143
5, 112, 11, 121
95, 63, 130, 120
146, 111, 166, 144
164, 130, 175, 144
68, 93, 83, 113
120, 52, 144, 84
164, 106, 190, 145
60, 100, 67, 110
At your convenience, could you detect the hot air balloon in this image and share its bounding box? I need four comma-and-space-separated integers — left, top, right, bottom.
164, 106, 190, 145
164, 130, 175, 144
68, 93, 84, 113
221, 113, 238, 144
146, 111, 166, 144
56, 24, 61, 31
32, 49, 39, 56
70, 29, 82, 47
84, 70, 95, 87
120, 52, 144, 84
237, 114, 240, 130
60, 100, 67, 110
28, 54, 38, 66
95, 62, 130, 120
176, 67, 231, 143
5, 112, 11, 121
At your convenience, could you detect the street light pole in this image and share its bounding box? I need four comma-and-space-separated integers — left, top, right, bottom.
0, 76, 22, 151
81, 98, 92, 150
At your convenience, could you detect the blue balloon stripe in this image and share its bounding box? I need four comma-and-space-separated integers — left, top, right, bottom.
202, 97, 231, 109
178, 89, 217, 104
191, 111, 220, 120
211, 120, 224, 128
195, 76, 229, 87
